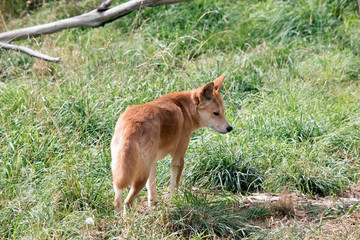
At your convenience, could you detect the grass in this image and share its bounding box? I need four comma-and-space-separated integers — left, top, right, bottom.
169, 191, 258, 239
1, 0, 360, 238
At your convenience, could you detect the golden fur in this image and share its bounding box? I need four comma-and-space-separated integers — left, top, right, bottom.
111, 75, 232, 213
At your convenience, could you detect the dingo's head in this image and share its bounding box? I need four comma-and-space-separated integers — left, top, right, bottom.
195, 75, 233, 134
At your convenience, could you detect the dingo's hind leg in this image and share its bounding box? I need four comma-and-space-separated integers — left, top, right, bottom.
113, 184, 123, 214
123, 176, 148, 211
146, 162, 158, 206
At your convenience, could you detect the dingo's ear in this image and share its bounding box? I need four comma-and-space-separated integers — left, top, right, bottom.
214, 75, 225, 92
200, 82, 214, 103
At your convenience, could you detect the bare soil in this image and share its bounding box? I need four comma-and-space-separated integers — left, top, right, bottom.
244, 182, 360, 238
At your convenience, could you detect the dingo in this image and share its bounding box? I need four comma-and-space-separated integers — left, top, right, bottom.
111, 75, 232, 213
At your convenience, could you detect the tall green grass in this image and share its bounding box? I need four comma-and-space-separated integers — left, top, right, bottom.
1, 0, 359, 238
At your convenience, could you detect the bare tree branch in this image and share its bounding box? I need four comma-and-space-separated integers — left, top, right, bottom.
0, 0, 191, 43
0, 0, 191, 63
0, 41, 61, 63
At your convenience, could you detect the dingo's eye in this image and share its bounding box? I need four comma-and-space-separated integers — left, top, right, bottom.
213, 112, 219, 116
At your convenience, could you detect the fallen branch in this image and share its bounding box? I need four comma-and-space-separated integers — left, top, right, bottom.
0, 0, 191, 62
0, 41, 61, 63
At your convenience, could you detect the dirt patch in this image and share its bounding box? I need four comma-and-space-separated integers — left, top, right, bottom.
244, 182, 360, 237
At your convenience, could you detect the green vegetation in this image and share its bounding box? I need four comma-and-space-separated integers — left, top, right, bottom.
1, 0, 359, 238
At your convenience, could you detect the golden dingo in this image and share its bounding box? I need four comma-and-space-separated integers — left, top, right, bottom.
111, 75, 232, 213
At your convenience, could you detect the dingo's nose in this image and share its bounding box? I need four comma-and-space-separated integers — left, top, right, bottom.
227, 126, 233, 132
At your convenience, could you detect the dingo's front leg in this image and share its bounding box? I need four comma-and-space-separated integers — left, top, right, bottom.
170, 136, 190, 194
170, 157, 184, 194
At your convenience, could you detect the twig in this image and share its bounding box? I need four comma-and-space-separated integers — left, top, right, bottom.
0, 41, 61, 63
97, 0, 114, 12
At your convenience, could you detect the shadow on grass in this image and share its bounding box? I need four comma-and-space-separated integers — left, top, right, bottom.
168, 190, 263, 239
